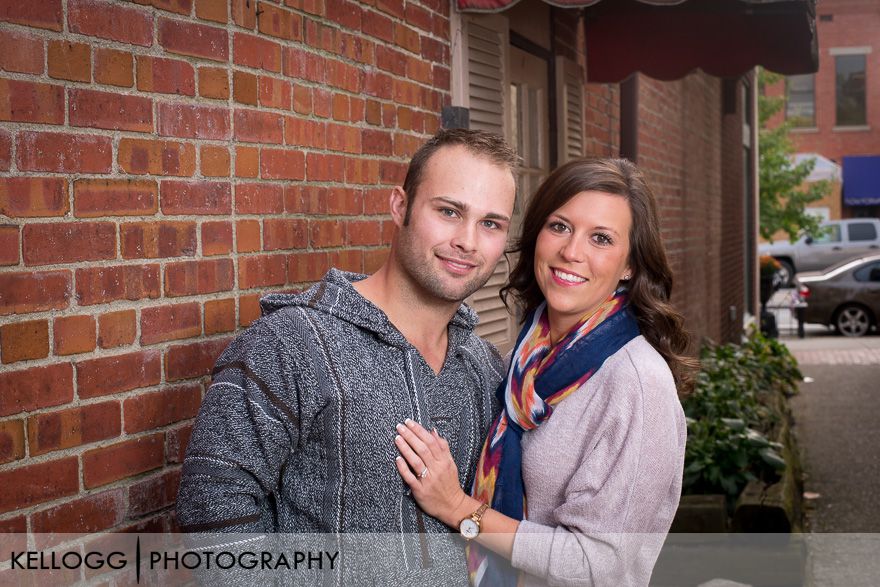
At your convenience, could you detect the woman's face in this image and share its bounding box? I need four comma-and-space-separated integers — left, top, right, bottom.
534, 190, 632, 341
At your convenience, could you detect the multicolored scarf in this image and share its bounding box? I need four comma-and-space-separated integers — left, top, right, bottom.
467, 290, 640, 586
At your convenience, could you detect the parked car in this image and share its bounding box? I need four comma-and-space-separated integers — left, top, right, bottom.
795, 253, 880, 337
759, 218, 880, 285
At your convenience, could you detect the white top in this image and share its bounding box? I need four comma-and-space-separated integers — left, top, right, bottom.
510, 335, 687, 586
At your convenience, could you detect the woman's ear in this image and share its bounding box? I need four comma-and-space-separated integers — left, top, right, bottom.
389, 186, 407, 228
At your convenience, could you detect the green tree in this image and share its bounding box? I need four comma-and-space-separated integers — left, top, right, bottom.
758, 69, 830, 242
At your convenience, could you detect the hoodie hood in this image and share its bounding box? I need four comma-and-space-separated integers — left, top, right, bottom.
259, 268, 480, 349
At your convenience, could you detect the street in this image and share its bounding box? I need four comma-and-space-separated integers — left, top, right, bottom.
782, 328, 880, 586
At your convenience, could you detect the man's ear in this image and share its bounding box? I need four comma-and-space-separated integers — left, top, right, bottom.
389, 186, 407, 227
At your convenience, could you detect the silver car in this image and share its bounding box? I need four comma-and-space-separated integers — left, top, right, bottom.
796, 254, 880, 337
759, 218, 880, 285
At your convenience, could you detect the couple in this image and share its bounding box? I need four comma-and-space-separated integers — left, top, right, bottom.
177, 129, 691, 586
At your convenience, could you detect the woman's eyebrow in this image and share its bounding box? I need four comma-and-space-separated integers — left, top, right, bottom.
549, 213, 621, 236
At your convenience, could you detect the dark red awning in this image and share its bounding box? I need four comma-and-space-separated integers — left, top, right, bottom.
457, 0, 818, 83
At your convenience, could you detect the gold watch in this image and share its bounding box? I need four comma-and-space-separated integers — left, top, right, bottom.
459, 503, 489, 540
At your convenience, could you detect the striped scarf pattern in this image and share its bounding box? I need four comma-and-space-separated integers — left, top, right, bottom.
467, 290, 639, 586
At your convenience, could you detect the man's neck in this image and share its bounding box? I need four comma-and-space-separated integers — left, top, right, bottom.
353, 263, 460, 373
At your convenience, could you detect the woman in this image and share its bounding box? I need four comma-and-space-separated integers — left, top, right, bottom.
393, 158, 695, 586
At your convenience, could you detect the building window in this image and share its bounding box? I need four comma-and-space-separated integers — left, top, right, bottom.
835, 54, 866, 126
786, 74, 815, 127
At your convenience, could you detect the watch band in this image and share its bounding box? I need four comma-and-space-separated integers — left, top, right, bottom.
471, 503, 489, 525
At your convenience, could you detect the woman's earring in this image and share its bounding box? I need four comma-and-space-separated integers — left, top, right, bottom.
622, 273, 631, 281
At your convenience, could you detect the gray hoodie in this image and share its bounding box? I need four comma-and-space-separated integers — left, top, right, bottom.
176, 269, 503, 584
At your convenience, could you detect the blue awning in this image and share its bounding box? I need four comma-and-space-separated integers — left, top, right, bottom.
843, 155, 880, 206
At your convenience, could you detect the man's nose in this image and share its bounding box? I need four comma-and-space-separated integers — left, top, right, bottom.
450, 223, 477, 253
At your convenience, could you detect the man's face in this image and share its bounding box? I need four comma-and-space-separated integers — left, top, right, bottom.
393, 145, 516, 303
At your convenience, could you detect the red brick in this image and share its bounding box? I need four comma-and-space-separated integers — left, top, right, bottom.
233, 32, 282, 72
287, 251, 329, 283
198, 66, 229, 99
75, 264, 160, 306
128, 469, 181, 517
69, 88, 153, 132
0, 79, 64, 124
232, 70, 258, 105
309, 219, 344, 248
259, 76, 292, 109
98, 309, 136, 349
239, 293, 261, 326
48, 40, 90, 82
165, 258, 234, 296
330, 248, 363, 272
0, 0, 62, 30
347, 219, 383, 246
0, 457, 78, 514
0, 29, 44, 74
236, 219, 261, 253
201, 145, 230, 177
0, 270, 71, 315
204, 298, 235, 334
165, 337, 230, 381
83, 433, 164, 488
27, 401, 121, 456
0, 319, 48, 363
68, 0, 152, 46
201, 220, 232, 256
159, 17, 228, 61
166, 422, 193, 463
327, 122, 362, 153
0, 129, 8, 170
258, 2, 302, 41
77, 350, 162, 399
158, 102, 230, 139
0, 516, 27, 563
0, 225, 18, 265
293, 85, 312, 115
362, 9, 393, 42
118, 138, 196, 176
141, 302, 201, 345
94, 48, 133, 87
120, 221, 196, 260
196, 0, 227, 23
231, 0, 256, 28
161, 180, 232, 215
16, 131, 111, 174
261, 148, 305, 179
234, 109, 283, 144
137, 56, 195, 96
0, 419, 25, 464
284, 117, 327, 148
263, 218, 307, 251
364, 248, 388, 273
306, 152, 345, 182
31, 489, 124, 537
236, 145, 260, 178
235, 183, 284, 214
283, 46, 324, 84
152, 0, 192, 15
0, 363, 73, 417
74, 179, 158, 218
53, 315, 96, 356
238, 254, 287, 289
23, 222, 116, 266
0, 177, 68, 217
124, 384, 201, 433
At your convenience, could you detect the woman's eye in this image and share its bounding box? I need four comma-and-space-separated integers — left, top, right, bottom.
548, 222, 570, 233
593, 233, 613, 246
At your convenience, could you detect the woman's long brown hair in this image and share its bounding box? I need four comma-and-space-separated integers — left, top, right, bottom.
501, 158, 698, 394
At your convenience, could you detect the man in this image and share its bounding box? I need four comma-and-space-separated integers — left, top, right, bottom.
176, 129, 518, 583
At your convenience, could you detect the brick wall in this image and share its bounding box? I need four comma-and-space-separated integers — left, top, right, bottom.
0, 0, 445, 534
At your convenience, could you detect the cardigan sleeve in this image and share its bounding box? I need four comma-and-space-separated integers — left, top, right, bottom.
509, 347, 686, 586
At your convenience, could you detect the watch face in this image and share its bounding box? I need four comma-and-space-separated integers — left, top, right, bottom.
460, 518, 479, 539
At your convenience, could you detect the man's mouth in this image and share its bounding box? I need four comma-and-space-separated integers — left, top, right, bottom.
437, 255, 478, 274
551, 268, 587, 284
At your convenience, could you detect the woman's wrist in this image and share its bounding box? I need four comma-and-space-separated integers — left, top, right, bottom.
447, 494, 483, 529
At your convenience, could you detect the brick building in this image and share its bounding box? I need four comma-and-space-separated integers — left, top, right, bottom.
0, 0, 815, 542
769, 0, 880, 218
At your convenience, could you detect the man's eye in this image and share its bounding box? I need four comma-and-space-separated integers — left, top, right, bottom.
481, 220, 500, 230
440, 208, 459, 218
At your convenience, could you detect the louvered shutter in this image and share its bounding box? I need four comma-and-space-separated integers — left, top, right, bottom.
461, 14, 517, 353
555, 56, 585, 163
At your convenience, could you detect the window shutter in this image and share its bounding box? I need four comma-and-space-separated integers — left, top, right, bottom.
462, 14, 517, 352
556, 56, 585, 164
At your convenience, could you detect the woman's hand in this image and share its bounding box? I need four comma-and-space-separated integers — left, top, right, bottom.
394, 419, 470, 527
